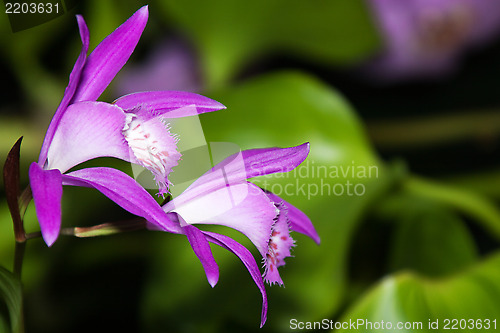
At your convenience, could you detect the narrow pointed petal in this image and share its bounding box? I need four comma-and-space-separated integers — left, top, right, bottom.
166, 182, 277, 257
114, 91, 226, 120
29, 163, 63, 247
38, 15, 89, 165
72, 6, 149, 102
239, 143, 310, 179
46, 101, 130, 173
265, 191, 320, 245
62, 167, 181, 234
203, 231, 268, 328
183, 224, 219, 287
169, 143, 310, 207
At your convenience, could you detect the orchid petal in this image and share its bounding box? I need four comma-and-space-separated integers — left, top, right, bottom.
62, 167, 181, 234
265, 191, 320, 245
203, 231, 268, 328
240, 143, 310, 178
72, 6, 149, 102
166, 182, 277, 257
169, 143, 310, 207
114, 91, 226, 120
183, 224, 219, 287
38, 15, 89, 165
29, 163, 63, 247
46, 101, 130, 173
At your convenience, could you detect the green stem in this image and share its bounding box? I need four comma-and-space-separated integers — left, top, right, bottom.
12, 186, 32, 277
444, 170, 500, 200
13, 242, 26, 279
405, 176, 500, 238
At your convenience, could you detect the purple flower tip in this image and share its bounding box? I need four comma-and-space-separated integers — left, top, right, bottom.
135, 5, 149, 23
208, 275, 218, 288
44, 233, 58, 248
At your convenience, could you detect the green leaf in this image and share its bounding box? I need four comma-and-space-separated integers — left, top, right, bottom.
339, 252, 500, 332
157, 0, 381, 87
388, 201, 478, 277
0, 267, 22, 333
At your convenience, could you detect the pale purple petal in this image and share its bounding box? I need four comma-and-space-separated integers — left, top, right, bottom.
46, 101, 130, 173
38, 15, 89, 165
265, 191, 320, 244
29, 163, 63, 247
203, 231, 268, 327
113, 91, 226, 120
169, 143, 310, 207
183, 224, 219, 287
62, 167, 181, 234
72, 6, 149, 102
166, 182, 277, 257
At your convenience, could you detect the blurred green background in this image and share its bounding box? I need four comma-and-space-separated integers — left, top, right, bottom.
1, 0, 500, 332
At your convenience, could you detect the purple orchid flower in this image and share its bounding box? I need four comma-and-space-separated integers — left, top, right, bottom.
29, 6, 225, 246
366, 0, 500, 81
160, 143, 320, 326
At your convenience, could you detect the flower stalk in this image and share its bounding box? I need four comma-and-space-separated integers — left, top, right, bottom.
60, 219, 147, 238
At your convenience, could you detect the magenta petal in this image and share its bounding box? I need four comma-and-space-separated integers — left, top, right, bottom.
29, 163, 63, 247
265, 191, 320, 245
239, 143, 310, 178
172, 143, 310, 206
38, 15, 90, 165
46, 101, 130, 173
62, 167, 181, 234
72, 6, 148, 102
113, 91, 226, 119
183, 224, 219, 287
203, 231, 268, 328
